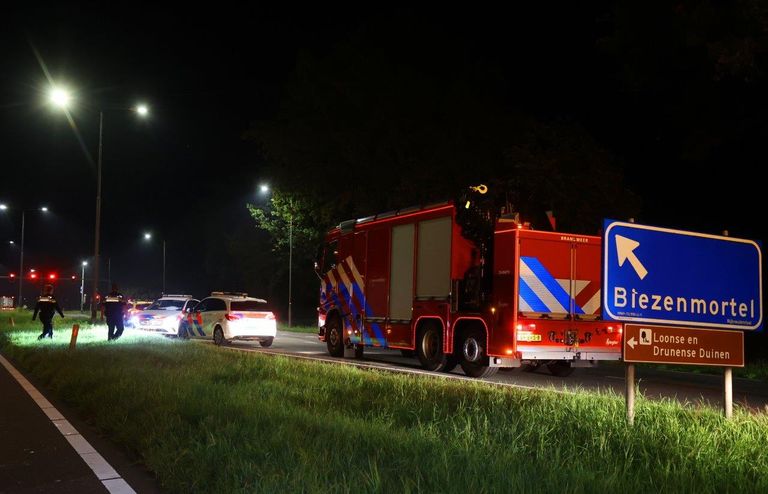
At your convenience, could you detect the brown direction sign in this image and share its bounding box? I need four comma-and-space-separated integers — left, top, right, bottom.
623, 323, 744, 367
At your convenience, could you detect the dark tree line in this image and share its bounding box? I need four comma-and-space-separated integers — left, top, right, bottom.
242, 3, 768, 357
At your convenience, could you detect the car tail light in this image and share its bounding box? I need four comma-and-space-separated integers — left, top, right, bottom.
225, 313, 241, 321
265, 312, 276, 320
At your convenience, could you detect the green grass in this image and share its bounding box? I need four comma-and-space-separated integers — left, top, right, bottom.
278, 323, 318, 334
2, 313, 768, 493
648, 361, 768, 381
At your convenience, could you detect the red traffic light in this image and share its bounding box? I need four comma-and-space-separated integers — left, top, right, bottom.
9, 273, 15, 279
71, 275, 76, 280
30, 273, 38, 280
48, 273, 57, 280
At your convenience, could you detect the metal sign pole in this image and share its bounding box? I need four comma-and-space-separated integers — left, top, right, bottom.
721, 229, 733, 419
724, 367, 733, 418
626, 363, 635, 425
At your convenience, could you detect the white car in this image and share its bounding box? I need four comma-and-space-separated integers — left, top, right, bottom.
181, 292, 276, 347
132, 295, 199, 335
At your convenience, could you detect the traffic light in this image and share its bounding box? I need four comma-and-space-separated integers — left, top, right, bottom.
29, 272, 38, 280
48, 273, 57, 280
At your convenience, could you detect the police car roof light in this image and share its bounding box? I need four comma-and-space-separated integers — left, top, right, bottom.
161, 294, 194, 298
211, 291, 248, 297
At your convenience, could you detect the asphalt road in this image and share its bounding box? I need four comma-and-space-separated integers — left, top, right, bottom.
214, 330, 768, 413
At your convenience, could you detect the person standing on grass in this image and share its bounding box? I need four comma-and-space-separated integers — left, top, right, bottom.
32, 284, 64, 340
101, 283, 127, 341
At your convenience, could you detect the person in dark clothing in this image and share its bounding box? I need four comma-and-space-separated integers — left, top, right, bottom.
101, 283, 127, 341
32, 284, 65, 340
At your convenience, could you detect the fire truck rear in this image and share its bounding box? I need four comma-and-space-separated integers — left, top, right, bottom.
317, 199, 622, 378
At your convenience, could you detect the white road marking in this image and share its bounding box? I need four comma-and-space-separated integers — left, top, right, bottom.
0, 354, 136, 494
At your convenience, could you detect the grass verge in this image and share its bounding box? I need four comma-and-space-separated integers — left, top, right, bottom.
278, 323, 318, 334
1, 314, 767, 493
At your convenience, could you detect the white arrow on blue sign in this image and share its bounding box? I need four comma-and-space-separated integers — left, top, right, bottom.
602, 220, 763, 331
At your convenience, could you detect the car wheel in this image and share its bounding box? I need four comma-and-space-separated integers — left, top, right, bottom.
260, 337, 274, 347
416, 321, 450, 371
325, 315, 345, 357
547, 361, 574, 377
213, 326, 225, 346
458, 328, 498, 378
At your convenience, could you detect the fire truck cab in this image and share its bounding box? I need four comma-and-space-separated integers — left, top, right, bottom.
317, 201, 622, 378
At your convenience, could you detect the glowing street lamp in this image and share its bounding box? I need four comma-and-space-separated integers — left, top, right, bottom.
259, 184, 292, 327
49, 85, 149, 321
49, 87, 71, 108
143, 232, 166, 294
0, 205, 50, 306
80, 261, 88, 312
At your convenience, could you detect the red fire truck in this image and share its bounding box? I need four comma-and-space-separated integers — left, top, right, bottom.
316, 196, 622, 378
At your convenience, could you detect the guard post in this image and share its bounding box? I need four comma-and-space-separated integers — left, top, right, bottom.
69, 324, 80, 350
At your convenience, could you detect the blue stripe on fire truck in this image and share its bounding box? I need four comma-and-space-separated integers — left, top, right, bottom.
350, 280, 387, 346
519, 256, 585, 314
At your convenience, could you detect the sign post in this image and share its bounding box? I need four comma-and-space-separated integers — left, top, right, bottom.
603, 220, 761, 421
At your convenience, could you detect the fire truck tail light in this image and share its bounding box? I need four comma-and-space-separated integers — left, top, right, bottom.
505, 349, 514, 355
516, 324, 523, 331
617, 326, 623, 334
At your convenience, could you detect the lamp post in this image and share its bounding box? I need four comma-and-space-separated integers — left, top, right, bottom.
49, 87, 148, 321
143, 232, 166, 294
80, 261, 88, 312
1, 206, 49, 307
259, 184, 292, 327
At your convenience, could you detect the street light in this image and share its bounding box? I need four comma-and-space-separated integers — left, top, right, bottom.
259, 184, 292, 327
80, 261, 88, 312
143, 232, 166, 294
50, 86, 149, 321
0, 206, 49, 307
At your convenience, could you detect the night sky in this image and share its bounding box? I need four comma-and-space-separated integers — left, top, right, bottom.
2, 5, 766, 321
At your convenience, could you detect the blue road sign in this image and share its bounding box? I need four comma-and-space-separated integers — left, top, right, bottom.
602, 220, 762, 331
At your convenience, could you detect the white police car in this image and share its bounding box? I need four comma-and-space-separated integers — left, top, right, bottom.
132, 295, 199, 335
180, 292, 276, 346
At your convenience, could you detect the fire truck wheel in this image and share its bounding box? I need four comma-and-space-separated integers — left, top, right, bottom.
441, 356, 459, 373
546, 361, 574, 377
213, 327, 225, 346
417, 322, 449, 371
326, 316, 345, 357
520, 363, 539, 373
458, 328, 498, 378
